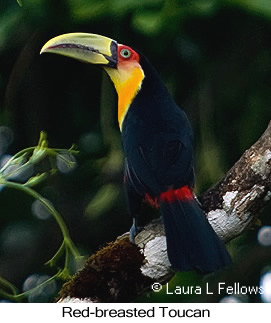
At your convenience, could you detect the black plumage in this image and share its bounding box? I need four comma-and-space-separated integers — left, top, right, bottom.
122, 54, 231, 273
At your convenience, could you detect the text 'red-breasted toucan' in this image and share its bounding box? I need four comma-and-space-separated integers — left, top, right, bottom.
41, 33, 232, 273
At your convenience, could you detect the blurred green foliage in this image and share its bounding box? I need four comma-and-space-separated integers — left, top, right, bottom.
0, 0, 270, 302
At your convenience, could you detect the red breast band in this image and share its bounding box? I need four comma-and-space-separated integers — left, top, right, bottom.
160, 185, 194, 203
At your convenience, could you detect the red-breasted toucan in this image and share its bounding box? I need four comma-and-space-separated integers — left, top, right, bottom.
41, 33, 231, 273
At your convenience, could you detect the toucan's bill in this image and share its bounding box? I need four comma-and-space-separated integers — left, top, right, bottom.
40, 33, 118, 68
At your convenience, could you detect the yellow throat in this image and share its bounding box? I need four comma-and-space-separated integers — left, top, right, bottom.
105, 62, 145, 130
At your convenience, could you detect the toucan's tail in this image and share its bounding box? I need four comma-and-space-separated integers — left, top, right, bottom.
160, 186, 231, 273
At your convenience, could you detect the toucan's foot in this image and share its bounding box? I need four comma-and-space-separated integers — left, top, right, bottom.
129, 221, 143, 243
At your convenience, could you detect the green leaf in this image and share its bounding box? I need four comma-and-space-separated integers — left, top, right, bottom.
67, 0, 109, 21
17, 0, 23, 7
227, 0, 271, 18
85, 183, 121, 218
23, 173, 48, 187
132, 11, 163, 35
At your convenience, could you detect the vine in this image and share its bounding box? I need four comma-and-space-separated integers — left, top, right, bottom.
0, 132, 84, 301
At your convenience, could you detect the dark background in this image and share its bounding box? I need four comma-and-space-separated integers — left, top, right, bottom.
0, 0, 270, 302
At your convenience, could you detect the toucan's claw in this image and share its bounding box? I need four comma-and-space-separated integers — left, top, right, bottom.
129, 218, 143, 243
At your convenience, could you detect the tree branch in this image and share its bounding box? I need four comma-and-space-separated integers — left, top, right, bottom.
201, 120, 271, 241
58, 121, 271, 303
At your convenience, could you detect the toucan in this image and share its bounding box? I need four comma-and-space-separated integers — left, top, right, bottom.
41, 33, 232, 273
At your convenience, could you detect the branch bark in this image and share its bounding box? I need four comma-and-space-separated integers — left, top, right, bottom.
58, 121, 271, 303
